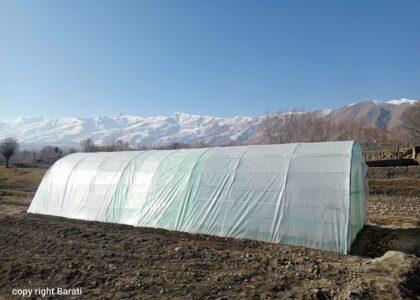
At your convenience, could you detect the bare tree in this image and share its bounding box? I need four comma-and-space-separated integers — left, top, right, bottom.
80, 138, 96, 152
262, 110, 389, 145
152, 142, 200, 150
331, 120, 389, 144
116, 140, 130, 151
15, 150, 35, 162
104, 139, 124, 152
38, 146, 57, 162
262, 111, 331, 144
104, 140, 117, 152
54, 146, 63, 159
0, 137, 19, 168
401, 102, 420, 141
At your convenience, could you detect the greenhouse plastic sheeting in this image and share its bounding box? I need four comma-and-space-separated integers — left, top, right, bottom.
28, 141, 368, 253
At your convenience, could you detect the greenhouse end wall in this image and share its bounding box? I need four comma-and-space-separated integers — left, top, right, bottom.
28, 141, 368, 254
347, 143, 368, 252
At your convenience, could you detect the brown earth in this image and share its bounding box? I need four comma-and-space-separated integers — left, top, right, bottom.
0, 165, 419, 299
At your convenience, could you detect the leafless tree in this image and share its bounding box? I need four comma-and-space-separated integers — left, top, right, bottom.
331, 120, 389, 145
80, 138, 96, 152
0, 137, 19, 168
38, 146, 57, 162
104, 141, 117, 152
54, 146, 63, 159
401, 102, 420, 141
262, 110, 389, 145
101, 139, 130, 152
151, 142, 207, 150
262, 111, 331, 144
116, 140, 130, 151
14, 150, 34, 162
80, 138, 133, 152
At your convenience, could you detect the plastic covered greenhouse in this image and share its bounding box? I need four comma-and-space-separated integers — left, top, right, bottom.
28, 141, 368, 254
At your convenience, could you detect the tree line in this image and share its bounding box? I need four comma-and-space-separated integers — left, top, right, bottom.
0, 141, 76, 168
261, 113, 389, 145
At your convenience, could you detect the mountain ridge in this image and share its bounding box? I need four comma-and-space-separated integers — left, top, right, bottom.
0, 99, 417, 149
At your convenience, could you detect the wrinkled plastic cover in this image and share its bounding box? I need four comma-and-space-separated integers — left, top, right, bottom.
28, 141, 367, 253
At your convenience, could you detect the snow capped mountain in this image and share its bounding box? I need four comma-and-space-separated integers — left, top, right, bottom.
0, 112, 263, 149
387, 98, 418, 105
0, 99, 417, 149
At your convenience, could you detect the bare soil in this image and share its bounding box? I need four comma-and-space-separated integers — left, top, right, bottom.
0, 165, 419, 299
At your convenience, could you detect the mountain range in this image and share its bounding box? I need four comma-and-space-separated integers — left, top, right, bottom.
0, 99, 417, 149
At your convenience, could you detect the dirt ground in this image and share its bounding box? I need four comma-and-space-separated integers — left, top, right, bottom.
0, 165, 419, 299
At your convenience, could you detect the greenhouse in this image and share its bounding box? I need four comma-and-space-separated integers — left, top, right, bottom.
28, 141, 368, 254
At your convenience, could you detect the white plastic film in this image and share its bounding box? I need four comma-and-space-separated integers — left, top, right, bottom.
28, 141, 368, 253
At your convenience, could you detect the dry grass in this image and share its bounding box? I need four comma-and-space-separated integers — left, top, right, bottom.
0, 165, 48, 200
368, 178, 420, 196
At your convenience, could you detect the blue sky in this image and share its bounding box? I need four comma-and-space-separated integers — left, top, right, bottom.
0, 0, 419, 120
